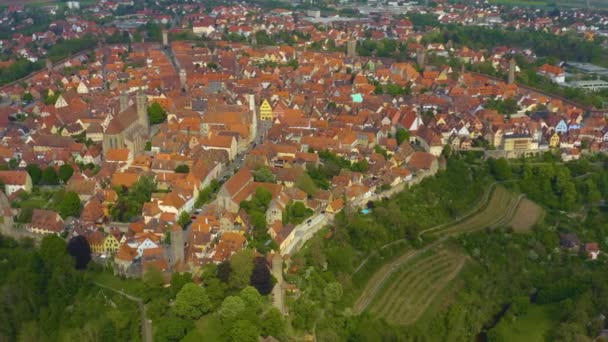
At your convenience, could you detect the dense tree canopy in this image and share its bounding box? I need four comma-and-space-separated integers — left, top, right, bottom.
58, 164, 74, 183
147, 103, 167, 124
173, 283, 211, 320
111, 176, 155, 222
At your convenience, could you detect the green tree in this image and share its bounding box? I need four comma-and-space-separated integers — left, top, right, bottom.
295, 172, 318, 196
177, 212, 191, 228
21, 92, 34, 102
253, 167, 275, 183
143, 266, 164, 289
260, 308, 285, 338
239, 286, 264, 314
218, 296, 245, 322
174, 164, 189, 174
26, 164, 42, 185
170, 272, 192, 296
147, 103, 167, 124
42, 167, 59, 185
283, 201, 313, 225
249, 258, 273, 295
395, 128, 410, 145
154, 315, 192, 342
205, 277, 227, 307
488, 158, 511, 181
585, 179, 602, 204
57, 192, 81, 218
324, 282, 343, 303
58, 164, 74, 183
229, 320, 260, 342
8, 158, 18, 169
229, 249, 255, 289
172, 283, 211, 320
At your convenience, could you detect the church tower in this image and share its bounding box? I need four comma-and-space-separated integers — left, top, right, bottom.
136, 91, 149, 133
248, 93, 258, 144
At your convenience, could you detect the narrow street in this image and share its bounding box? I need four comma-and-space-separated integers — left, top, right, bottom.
271, 253, 287, 315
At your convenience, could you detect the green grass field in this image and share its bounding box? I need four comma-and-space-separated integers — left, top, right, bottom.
91, 271, 146, 296
367, 247, 467, 325
492, 304, 558, 342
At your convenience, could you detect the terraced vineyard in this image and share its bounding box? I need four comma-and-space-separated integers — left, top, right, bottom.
509, 198, 544, 233
368, 247, 467, 325
424, 186, 521, 238
354, 185, 526, 318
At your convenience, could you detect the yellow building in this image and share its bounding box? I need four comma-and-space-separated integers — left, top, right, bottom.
549, 133, 560, 148
259, 99, 273, 121
103, 235, 120, 254
503, 135, 532, 151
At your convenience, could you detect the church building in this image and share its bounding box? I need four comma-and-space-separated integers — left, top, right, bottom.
102, 91, 150, 157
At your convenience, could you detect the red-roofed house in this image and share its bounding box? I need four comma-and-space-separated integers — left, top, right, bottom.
0, 170, 32, 195
537, 64, 565, 84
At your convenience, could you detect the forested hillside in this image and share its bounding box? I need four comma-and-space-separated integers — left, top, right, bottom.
0, 236, 140, 341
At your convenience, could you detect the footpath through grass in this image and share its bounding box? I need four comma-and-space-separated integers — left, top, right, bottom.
90, 270, 145, 296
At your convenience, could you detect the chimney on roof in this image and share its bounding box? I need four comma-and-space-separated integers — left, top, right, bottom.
119, 91, 128, 112
508, 58, 516, 85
